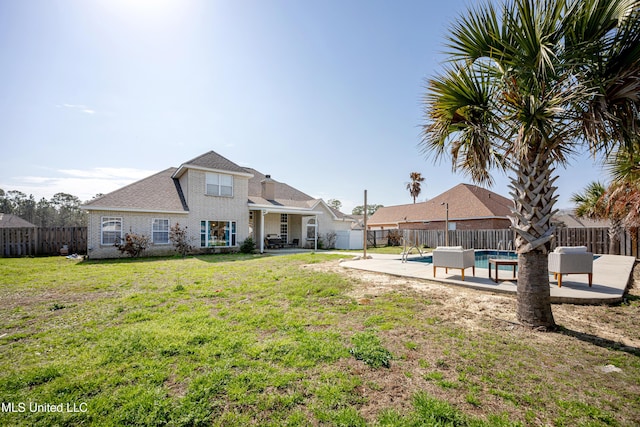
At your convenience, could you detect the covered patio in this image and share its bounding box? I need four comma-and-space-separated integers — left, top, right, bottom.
249, 205, 324, 254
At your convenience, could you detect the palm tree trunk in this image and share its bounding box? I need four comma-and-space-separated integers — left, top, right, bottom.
516, 250, 555, 327
510, 152, 557, 329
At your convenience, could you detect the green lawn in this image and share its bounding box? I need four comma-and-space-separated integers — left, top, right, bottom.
0, 254, 638, 426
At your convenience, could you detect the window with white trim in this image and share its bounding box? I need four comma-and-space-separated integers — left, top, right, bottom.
200, 221, 237, 247
101, 217, 122, 245
152, 218, 170, 244
306, 218, 317, 239
205, 173, 233, 197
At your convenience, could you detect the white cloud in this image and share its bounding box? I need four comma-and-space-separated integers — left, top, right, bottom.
58, 103, 98, 115
2, 167, 157, 202
58, 168, 154, 180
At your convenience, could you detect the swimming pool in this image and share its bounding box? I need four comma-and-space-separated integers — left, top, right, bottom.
409, 250, 599, 271
409, 250, 518, 271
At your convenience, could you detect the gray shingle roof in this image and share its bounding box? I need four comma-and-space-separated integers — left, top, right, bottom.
244, 169, 352, 219
82, 168, 189, 212
553, 213, 611, 228
0, 213, 37, 228
245, 168, 314, 202
81, 151, 352, 219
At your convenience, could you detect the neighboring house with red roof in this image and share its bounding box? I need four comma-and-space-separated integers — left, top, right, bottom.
367, 183, 514, 231
0, 213, 37, 229
82, 151, 355, 258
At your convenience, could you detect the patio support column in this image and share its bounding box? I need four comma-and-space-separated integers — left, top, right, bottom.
260, 209, 266, 253
314, 215, 318, 251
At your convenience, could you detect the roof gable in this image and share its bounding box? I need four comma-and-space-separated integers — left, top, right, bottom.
309, 199, 355, 221
174, 151, 251, 177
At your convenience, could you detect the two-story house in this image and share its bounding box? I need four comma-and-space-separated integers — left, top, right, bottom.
82, 151, 355, 258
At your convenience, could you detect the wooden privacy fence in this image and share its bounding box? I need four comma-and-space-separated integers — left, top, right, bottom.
1, 227, 88, 257
401, 229, 515, 251
400, 227, 639, 258
367, 229, 398, 247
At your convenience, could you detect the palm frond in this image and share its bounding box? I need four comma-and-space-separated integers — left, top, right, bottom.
444, 1, 505, 63
505, 0, 565, 77
570, 181, 607, 218
573, 0, 640, 153
606, 143, 640, 183
422, 63, 507, 185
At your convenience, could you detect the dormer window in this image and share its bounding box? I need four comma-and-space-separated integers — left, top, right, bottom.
206, 172, 233, 197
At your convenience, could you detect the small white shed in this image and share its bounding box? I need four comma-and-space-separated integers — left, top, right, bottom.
335, 230, 363, 250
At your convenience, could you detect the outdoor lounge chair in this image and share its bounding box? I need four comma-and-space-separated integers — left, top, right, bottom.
288, 238, 299, 248
432, 246, 475, 281
548, 246, 593, 288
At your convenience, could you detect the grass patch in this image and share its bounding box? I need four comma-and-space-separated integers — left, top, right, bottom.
349, 330, 393, 368
0, 254, 638, 426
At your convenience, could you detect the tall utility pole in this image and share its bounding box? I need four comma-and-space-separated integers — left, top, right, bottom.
363, 190, 367, 258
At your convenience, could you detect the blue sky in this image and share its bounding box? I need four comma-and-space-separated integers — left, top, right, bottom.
0, 0, 607, 213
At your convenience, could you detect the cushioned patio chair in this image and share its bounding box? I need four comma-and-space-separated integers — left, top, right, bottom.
432, 246, 475, 281
548, 246, 593, 288
288, 238, 299, 248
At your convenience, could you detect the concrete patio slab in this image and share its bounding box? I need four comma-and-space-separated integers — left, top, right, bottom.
338, 252, 636, 304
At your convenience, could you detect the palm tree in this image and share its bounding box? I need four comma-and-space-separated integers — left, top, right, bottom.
571, 182, 607, 219
571, 181, 624, 254
606, 145, 640, 240
421, 0, 640, 328
406, 172, 425, 203
607, 143, 640, 187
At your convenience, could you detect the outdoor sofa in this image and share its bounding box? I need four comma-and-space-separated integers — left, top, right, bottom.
432, 246, 475, 281
548, 246, 593, 288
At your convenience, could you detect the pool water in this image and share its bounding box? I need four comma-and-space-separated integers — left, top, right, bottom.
410, 250, 518, 271
474, 250, 518, 269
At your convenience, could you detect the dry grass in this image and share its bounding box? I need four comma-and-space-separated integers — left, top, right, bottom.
312, 261, 640, 425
